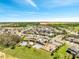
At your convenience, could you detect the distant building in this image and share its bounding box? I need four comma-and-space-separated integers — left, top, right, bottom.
40, 22, 49, 25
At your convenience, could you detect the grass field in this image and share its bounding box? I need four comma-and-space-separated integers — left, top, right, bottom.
2, 47, 53, 59
52, 44, 71, 59
1, 44, 78, 59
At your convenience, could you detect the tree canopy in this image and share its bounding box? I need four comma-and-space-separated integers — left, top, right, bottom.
0, 33, 21, 48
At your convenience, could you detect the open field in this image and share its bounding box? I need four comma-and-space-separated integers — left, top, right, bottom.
2, 47, 52, 59
0, 45, 69, 59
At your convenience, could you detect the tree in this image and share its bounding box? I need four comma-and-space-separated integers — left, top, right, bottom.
53, 53, 60, 59
0, 33, 21, 48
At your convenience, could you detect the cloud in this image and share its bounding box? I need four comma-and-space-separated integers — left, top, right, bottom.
25, 0, 38, 8
54, 0, 79, 6
12, 0, 38, 8
41, 0, 79, 8
38, 17, 79, 22
1, 17, 79, 22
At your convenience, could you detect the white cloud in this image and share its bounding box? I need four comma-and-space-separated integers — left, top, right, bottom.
1, 16, 79, 22
25, 0, 38, 8
38, 17, 79, 22
42, 0, 79, 8
13, 0, 38, 8
55, 0, 79, 6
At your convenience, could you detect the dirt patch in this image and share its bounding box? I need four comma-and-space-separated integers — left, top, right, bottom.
0, 52, 18, 59
0, 52, 6, 59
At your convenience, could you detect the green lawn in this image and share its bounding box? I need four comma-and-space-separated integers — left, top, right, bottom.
1, 44, 78, 59
2, 47, 53, 59
54, 44, 79, 59
52, 44, 72, 59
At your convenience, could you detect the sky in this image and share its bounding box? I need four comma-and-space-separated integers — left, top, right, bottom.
0, 0, 79, 22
